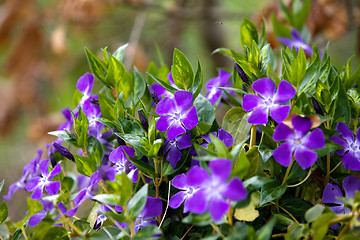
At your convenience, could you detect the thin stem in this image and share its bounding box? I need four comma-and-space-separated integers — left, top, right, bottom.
325, 153, 331, 185
271, 201, 299, 224
21, 227, 28, 240
180, 225, 194, 240
140, 173, 147, 184
159, 181, 171, 228
249, 125, 257, 149
227, 203, 233, 226
288, 168, 313, 188
99, 180, 109, 194
210, 222, 225, 238
337, 221, 351, 240
329, 161, 343, 175
272, 233, 286, 238
153, 158, 160, 198
103, 227, 115, 240
82, 147, 89, 158
282, 157, 295, 186
124, 206, 136, 237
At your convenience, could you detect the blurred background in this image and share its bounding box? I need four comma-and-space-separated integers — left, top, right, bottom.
1, 0, 360, 220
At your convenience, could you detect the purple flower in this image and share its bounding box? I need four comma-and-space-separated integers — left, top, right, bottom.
169, 173, 199, 213
4, 150, 42, 200
323, 175, 360, 215
26, 159, 61, 200
201, 129, 234, 149
76, 72, 94, 109
243, 78, 296, 125
151, 72, 177, 104
273, 115, 325, 169
74, 171, 101, 206
329, 122, 360, 170
57, 108, 73, 132
134, 197, 162, 233
277, 29, 314, 57
53, 142, 75, 162
174, 159, 247, 221
164, 132, 192, 169
156, 90, 198, 140
205, 69, 233, 105
28, 200, 54, 227
106, 146, 138, 182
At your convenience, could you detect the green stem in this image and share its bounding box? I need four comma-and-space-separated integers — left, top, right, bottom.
325, 153, 331, 185
249, 125, 257, 149
153, 158, 160, 198
282, 157, 294, 186
210, 222, 225, 238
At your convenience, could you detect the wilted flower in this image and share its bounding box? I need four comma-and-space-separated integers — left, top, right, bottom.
273, 115, 325, 169
329, 122, 360, 170
26, 159, 61, 200
156, 90, 198, 140
242, 78, 296, 125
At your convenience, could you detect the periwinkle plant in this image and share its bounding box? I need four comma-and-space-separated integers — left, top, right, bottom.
3, 10, 360, 240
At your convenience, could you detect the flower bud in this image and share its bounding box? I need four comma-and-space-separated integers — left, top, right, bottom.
53, 142, 75, 162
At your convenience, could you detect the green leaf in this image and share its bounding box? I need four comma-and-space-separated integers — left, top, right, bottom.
48, 130, 78, 146
98, 93, 115, 120
209, 134, 229, 158
231, 150, 250, 179
222, 107, 252, 146
0, 202, 8, 224
106, 55, 125, 88
243, 176, 273, 192
96, 117, 120, 132
305, 204, 325, 223
117, 71, 134, 103
92, 194, 120, 206
127, 184, 148, 220
278, 195, 312, 220
333, 78, 351, 125
113, 43, 128, 62
271, 13, 291, 38
148, 139, 164, 157
115, 133, 150, 156
256, 217, 276, 240
74, 108, 89, 148
133, 67, 146, 103
189, 60, 203, 99
74, 155, 97, 177
85, 48, 108, 86
134, 225, 162, 240
194, 94, 215, 135
182, 212, 213, 226
171, 48, 194, 90
240, 18, 259, 49
147, 72, 177, 93
294, 0, 311, 29
311, 212, 336, 240
260, 180, 287, 206
87, 136, 104, 166
314, 140, 343, 158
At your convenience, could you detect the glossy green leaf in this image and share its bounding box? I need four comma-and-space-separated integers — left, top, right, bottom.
194, 94, 215, 135
106, 55, 125, 88
231, 150, 250, 179
93, 194, 120, 206
222, 107, 252, 146
98, 93, 115, 120
305, 204, 325, 223
171, 48, 194, 90
0, 202, 8, 224
256, 217, 276, 240
87, 136, 104, 166
127, 184, 148, 220
260, 180, 287, 206
113, 43, 128, 62
115, 133, 150, 156
133, 67, 146, 103
189, 60, 203, 99
182, 212, 213, 226
240, 18, 259, 49
85, 48, 108, 85
148, 139, 163, 158
74, 155, 97, 177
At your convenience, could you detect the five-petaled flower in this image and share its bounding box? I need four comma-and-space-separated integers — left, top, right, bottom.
164, 132, 192, 169
106, 146, 138, 182
272, 115, 325, 169
26, 159, 62, 200
156, 90, 198, 140
329, 122, 360, 170
171, 158, 247, 221
242, 78, 296, 125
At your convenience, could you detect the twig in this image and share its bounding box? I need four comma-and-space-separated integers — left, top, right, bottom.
159, 180, 171, 229
180, 225, 194, 240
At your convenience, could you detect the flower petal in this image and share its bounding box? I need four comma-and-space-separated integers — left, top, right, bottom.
187, 189, 208, 214
218, 129, 234, 147
155, 97, 176, 115
342, 152, 360, 170
337, 122, 354, 143
294, 146, 317, 169
167, 121, 186, 140
323, 183, 343, 204
186, 167, 211, 187
175, 91, 193, 113
274, 80, 296, 104
302, 129, 325, 149
156, 116, 173, 132
31, 187, 44, 200
242, 94, 263, 112
166, 145, 182, 169
220, 178, 247, 201
172, 174, 187, 189
48, 164, 61, 180
273, 142, 293, 167
74, 189, 87, 206
209, 159, 232, 183
273, 123, 294, 142
176, 132, 192, 150
45, 181, 60, 195
343, 175, 360, 198
28, 212, 46, 227
181, 106, 198, 130
292, 115, 311, 136
329, 136, 348, 155
209, 196, 229, 222
169, 191, 187, 209
247, 107, 269, 125
141, 197, 162, 219
76, 73, 94, 95
26, 177, 42, 192
39, 159, 50, 176
252, 78, 276, 99
277, 37, 294, 49
270, 105, 290, 123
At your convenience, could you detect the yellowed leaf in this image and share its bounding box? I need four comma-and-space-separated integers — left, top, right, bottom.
234, 191, 260, 222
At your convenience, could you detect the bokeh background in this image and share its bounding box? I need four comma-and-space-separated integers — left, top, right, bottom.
1, 0, 359, 220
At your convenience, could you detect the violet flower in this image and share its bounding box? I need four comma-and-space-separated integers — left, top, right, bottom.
26, 159, 62, 200
28, 200, 54, 227
74, 171, 101, 206
4, 150, 42, 200
156, 90, 198, 140
106, 146, 138, 183
134, 197, 162, 233
243, 78, 296, 125
277, 29, 313, 57
329, 122, 360, 170
177, 159, 247, 221
169, 173, 198, 213
323, 175, 360, 215
205, 69, 233, 105
164, 132, 192, 169
151, 72, 177, 103
273, 115, 325, 169
76, 72, 94, 111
